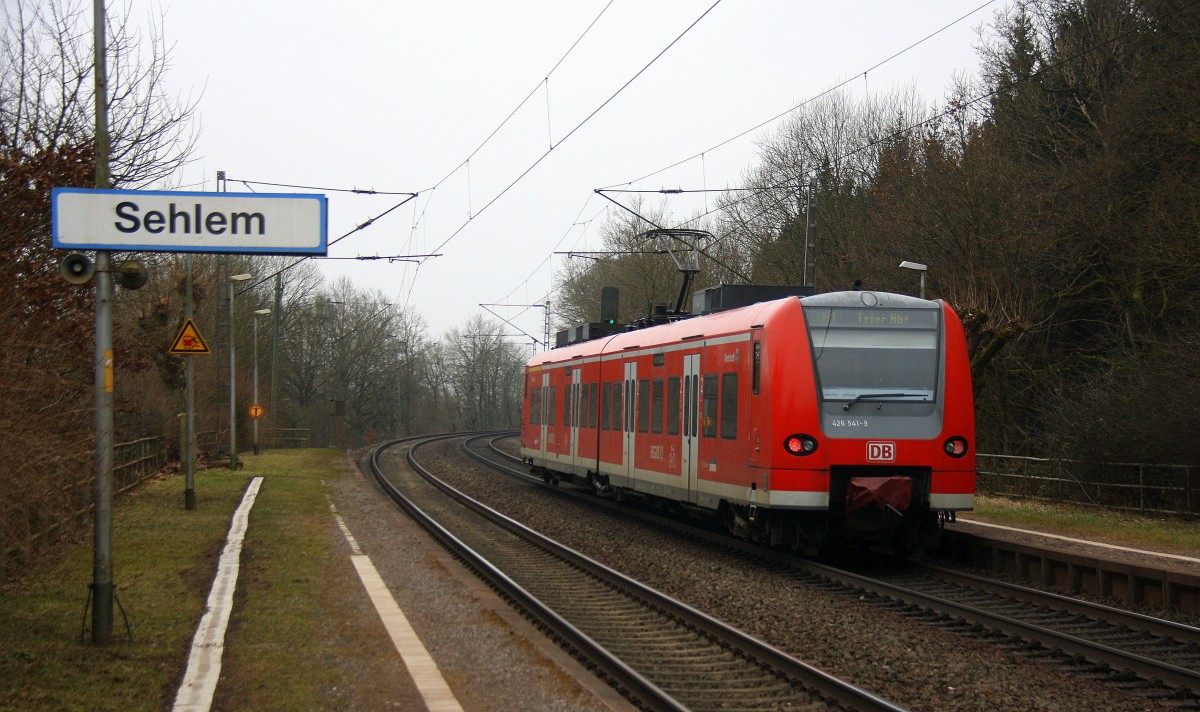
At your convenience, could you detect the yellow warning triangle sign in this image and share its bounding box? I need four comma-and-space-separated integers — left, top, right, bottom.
170, 318, 211, 354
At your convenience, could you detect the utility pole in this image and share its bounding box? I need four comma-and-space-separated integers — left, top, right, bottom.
252, 309, 270, 454
270, 274, 282, 449
802, 175, 818, 289
184, 254, 196, 509
90, 0, 114, 645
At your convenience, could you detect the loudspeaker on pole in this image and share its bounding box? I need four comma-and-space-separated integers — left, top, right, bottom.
60, 253, 95, 284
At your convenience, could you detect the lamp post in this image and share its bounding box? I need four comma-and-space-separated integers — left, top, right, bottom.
323, 299, 344, 448
899, 260, 928, 299
228, 273, 252, 468
252, 308, 271, 454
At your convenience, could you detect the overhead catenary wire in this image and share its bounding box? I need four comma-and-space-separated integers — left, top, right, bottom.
566, 0, 1200, 315
485, 1, 1000, 338
479, 194, 607, 326
662, 0, 1200, 240
600, 0, 1000, 191
231, 178, 416, 197
231, 5, 618, 306
415, 1, 616, 197
236, 192, 420, 296
423, 0, 725, 263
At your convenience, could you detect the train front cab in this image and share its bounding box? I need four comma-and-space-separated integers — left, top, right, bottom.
759, 291, 976, 552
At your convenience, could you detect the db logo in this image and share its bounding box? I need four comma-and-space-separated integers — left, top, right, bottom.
867, 441, 896, 462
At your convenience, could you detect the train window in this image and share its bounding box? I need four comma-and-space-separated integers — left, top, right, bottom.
637, 379, 650, 433
531, 387, 541, 425
579, 384, 589, 429
547, 386, 556, 426
589, 383, 598, 428
702, 374, 718, 438
805, 306, 941, 403
564, 385, 572, 427
653, 353, 665, 367
625, 380, 635, 432
667, 377, 680, 435
691, 376, 700, 436
601, 383, 610, 431
752, 342, 761, 395
611, 382, 623, 432
721, 373, 738, 439
651, 379, 664, 434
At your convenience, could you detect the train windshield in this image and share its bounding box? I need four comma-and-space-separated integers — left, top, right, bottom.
804, 306, 941, 403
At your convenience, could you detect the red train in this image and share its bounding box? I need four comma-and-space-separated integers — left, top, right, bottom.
520, 290, 975, 554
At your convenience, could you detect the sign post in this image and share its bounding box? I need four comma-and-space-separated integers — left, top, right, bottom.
51, 182, 326, 640
52, 187, 327, 476
90, 0, 114, 645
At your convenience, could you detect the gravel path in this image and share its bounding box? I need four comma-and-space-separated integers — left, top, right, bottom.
336, 446, 632, 712
419, 438, 1165, 712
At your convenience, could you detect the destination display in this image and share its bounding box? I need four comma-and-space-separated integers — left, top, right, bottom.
51, 188, 328, 255
804, 306, 939, 329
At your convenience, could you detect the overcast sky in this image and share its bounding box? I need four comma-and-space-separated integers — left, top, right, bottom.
154, 0, 997, 346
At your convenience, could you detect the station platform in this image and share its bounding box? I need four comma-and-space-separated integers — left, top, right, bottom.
942, 515, 1200, 615
173, 453, 632, 712
172, 454, 1198, 710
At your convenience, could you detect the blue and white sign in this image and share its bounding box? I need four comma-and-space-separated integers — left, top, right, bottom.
51, 188, 328, 255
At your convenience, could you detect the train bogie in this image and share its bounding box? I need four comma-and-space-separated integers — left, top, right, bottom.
520, 291, 975, 554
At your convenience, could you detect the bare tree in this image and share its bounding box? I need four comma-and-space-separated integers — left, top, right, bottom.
0, 0, 199, 575
1, 0, 199, 185
440, 315, 526, 430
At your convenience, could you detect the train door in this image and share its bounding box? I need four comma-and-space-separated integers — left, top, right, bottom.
681, 353, 701, 503
539, 372, 549, 458
623, 361, 637, 482
569, 369, 581, 467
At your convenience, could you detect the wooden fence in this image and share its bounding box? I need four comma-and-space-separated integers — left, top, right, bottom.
977, 453, 1197, 517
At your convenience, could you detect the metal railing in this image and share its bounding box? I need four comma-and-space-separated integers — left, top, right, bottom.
113, 436, 169, 493
977, 453, 1197, 517
2, 436, 169, 578
269, 428, 310, 449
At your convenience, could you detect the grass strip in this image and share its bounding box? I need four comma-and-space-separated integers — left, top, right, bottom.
973, 494, 1200, 555
0, 466, 251, 711
0, 448, 365, 712
209, 448, 376, 710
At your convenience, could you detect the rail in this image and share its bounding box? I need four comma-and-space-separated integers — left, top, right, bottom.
375, 434, 903, 712
977, 453, 1197, 517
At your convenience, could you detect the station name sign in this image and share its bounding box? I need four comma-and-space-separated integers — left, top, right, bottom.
52, 188, 328, 255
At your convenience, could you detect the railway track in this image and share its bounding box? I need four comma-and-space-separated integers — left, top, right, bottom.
464, 433, 1200, 708
369, 433, 902, 712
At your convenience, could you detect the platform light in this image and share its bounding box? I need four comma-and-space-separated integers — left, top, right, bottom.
228, 273, 252, 469
899, 260, 927, 299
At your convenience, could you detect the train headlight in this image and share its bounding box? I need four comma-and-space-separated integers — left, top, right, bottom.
944, 436, 969, 458
784, 434, 818, 456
